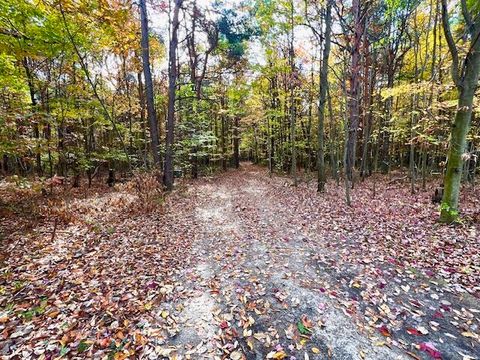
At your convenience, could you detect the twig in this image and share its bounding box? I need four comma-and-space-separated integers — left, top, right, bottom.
50, 218, 58, 242
387, 175, 408, 184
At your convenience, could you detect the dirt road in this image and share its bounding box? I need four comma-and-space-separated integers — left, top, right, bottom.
157, 166, 408, 359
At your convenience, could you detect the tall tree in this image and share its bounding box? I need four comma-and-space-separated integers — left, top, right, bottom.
164, 0, 183, 190
344, 0, 364, 194
289, 0, 297, 186
139, 0, 161, 166
317, 0, 333, 192
439, 0, 480, 222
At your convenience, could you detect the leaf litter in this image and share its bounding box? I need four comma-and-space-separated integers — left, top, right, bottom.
0, 164, 479, 359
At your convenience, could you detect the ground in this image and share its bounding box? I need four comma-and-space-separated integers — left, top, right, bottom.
0, 164, 479, 359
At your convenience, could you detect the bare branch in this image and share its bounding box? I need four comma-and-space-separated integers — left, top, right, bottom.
461, 0, 473, 32
440, 0, 460, 87
0, 28, 28, 39
58, 4, 131, 167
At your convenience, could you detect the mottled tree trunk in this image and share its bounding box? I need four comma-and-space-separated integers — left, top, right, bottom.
439, 0, 480, 222
440, 85, 478, 222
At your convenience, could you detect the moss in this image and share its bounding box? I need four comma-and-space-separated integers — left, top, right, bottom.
439, 202, 460, 223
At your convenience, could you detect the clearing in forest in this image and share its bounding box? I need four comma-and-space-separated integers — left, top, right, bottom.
0, 164, 479, 359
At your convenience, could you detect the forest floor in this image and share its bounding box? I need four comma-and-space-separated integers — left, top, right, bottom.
1, 163, 479, 360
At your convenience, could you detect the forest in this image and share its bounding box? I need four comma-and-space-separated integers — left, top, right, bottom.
0, 0, 479, 359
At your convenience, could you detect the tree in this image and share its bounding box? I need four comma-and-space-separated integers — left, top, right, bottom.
139, 0, 161, 167
439, 0, 480, 222
164, 0, 183, 190
288, 0, 297, 186
344, 0, 364, 200
317, 0, 333, 192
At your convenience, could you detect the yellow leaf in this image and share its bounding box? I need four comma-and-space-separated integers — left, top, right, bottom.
311, 347, 320, 354
114, 352, 128, 360
47, 311, 60, 318
266, 351, 287, 359
230, 351, 243, 360
144, 303, 153, 311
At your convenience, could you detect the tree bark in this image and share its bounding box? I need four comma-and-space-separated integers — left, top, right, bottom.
139, 0, 161, 166
439, 0, 480, 222
327, 86, 339, 185
22, 57, 42, 175
233, 116, 240, 168
289, 0, 297, 186
137, 71, 149, 168
345, 0, 363, 192
164, 0, 182, 190
317, 0, 332, 192
440, 85, 479, 222
220, 95, 228, 170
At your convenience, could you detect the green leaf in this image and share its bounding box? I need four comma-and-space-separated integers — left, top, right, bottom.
59, 346, 70, 357
77, 340, 89, 353
297, 320, 312, 335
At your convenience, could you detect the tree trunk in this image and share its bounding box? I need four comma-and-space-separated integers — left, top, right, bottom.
233, 116, 240, 168
137, 71, 149, 168
439, 0, 480, 222
327, 86, 338, 185
345, 0, 362, 192
220, 95, 228, 171
440, 86, 478, 222
360, 44, 375, 180
289, 0, 297, 186
317, 0, 332, 192
22, 57, 42, 175
410, 18, 419, 195
164, 0, 182, 190
380, 71, 394, 174
139, 0, 161, 166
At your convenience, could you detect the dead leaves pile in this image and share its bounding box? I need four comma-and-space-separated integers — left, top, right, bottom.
0, 180, 198, 359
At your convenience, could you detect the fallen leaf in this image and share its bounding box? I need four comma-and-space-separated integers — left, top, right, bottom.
378, 325, 391, 337
419, 342, 442, 359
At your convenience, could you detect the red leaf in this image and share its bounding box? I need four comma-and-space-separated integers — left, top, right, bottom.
419, 342, 442, 359
219, 320, 229, 329
433, 310, 444, 319
378, 325, 391, 337
407, 328, 421, 336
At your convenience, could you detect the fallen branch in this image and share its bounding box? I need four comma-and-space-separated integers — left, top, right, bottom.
50, 218, 58, 242
387, 175, 408, 184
